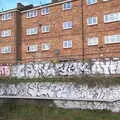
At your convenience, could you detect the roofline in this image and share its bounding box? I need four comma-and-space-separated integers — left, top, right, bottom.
21, 0, 73, 13
0, 9, 19, 15
0, 0, 74, 14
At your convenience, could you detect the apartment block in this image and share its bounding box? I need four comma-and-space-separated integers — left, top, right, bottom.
83, 0, 120, 59
21, 0, 83, 63
0, 10, 18, 64
0, 0, 120, 64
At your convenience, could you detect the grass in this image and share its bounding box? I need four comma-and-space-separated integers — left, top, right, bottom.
0, 76, 120, 87
0, 100, 120, 120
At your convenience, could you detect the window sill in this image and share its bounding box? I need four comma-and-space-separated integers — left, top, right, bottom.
41, 49, 50, 52
63, 8, 72, 11
41, 31, 50, 34
1, 53, 11, 54
26, 34, 38, 36
88, 45, 98, 47
104, 21, 120, 24
63, 47, 72, 49
27, 51, 37, 53
104, 42, 120, 45
87, 24, 98, 26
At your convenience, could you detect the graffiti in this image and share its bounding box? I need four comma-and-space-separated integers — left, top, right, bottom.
11, 58, 120, 78
0, 58, 120, 77
1, 83, 120, 112
54, 100, 120, 112
0, 66, 10, 76
1, 83, 120, 101
92, 60, 120, 75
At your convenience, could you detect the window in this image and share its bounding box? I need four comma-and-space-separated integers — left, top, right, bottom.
63, 40, 72, 48
63, 21, 72, 29
87, 16, 98, 25
41, 25, 50, 33
41, 43, 50, 51
104, 12, 120, 23
63, 2, 72, 10
2, 13, 11, 21
27, 10, 37, 18
87, 0, 97, 5
41, 7, 49, 15
28, 45, 38, 52
104, 34, 120, 44
26, 27, 38, 35
1, 30, 11, 37
88, 37, 98, 46
1, 46, 11, 54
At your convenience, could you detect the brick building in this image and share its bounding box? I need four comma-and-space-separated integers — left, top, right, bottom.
0, 0, 120, 64
83, 0, 120, 59
0, 9, 18, 64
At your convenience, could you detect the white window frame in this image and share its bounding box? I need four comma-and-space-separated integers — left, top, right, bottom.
41, 25, 50, 33
63, 40, 72, 48
87, 0, 97, 5
41, 43, 51, 51
88, 37, 98, 46
1, 46, 11, 54
26, 27, 38, 35
1, 30, 11, 37
87, 16, 98, 25
41, 7, 49, 15
63, 21, 72, 30
104, 12, 120, 23
2, 13, 11, 21
63, 2, 72, 10
27, 45, 38, 52
104, 34, 120, 44
27, 10, 37, 18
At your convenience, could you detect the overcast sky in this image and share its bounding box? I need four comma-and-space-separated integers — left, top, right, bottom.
0, 0, 51, 11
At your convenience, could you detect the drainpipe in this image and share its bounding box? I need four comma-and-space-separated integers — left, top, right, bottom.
81, 0, 85, 63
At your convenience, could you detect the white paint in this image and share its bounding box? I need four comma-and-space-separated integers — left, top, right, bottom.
10, 58, 120, 78
1, 82, 120, 112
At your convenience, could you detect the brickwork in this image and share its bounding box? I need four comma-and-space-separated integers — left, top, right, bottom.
0, 0, 120, 64
83, 0, 120, 59
0, 11, 17, 64
21, 0, 82, 63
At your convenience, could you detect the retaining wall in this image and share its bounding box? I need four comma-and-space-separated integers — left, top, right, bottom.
1, 58, 120, 78
0, 82, 120, 112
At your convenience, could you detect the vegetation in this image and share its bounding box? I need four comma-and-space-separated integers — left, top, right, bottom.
0, 76, 120, 87
0, 99, 120, 120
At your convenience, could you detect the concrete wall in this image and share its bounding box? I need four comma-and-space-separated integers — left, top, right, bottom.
0, 58, 120, 77
0, 82, 120, 112
0, 65, 11, 76
11, 58, 120, 78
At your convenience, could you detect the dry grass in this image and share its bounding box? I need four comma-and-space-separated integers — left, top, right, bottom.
0, 99, 120, 120
0, 76, 120, 87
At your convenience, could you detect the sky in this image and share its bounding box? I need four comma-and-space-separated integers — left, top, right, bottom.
0, 0, 51, 11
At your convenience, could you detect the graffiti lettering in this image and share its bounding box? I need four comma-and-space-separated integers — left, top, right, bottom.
0, 66, 10, 76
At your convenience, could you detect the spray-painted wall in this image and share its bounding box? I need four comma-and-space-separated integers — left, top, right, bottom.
0, 58, 120, 77
11, 58, 120, 78
0, 66, 10, 76
0, 82, 120, 112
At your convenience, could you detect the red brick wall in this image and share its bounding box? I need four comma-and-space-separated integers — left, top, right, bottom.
0, 11, 17, 64
83, 0, 120, 59
21, 0, 83, 63
0, 0, 120, 64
